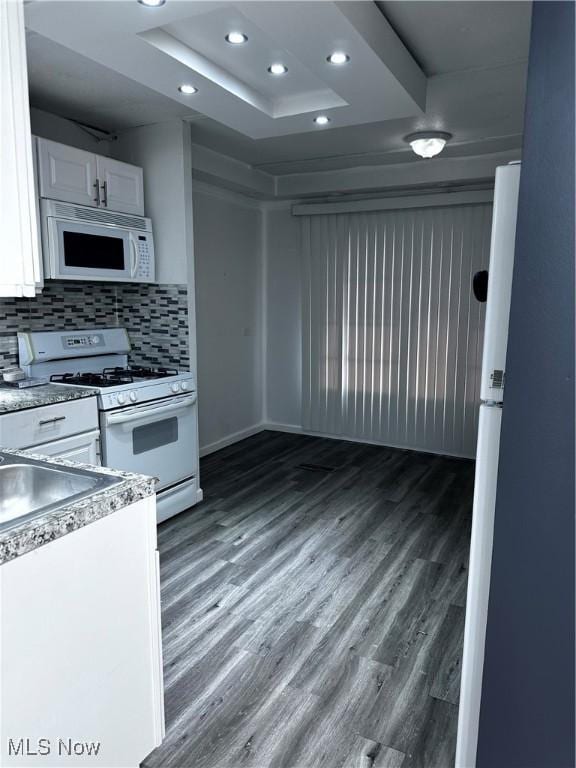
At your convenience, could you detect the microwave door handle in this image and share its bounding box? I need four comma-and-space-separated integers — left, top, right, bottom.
130, 235, 139, 277
104, 394, 196, 427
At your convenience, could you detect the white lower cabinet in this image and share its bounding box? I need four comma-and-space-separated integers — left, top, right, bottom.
0, 397, 101, 464
24, 429, 101, 465
0, 496, 164, 767
0, 397, 99, 450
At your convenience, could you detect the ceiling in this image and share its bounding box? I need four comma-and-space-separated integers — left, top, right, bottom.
25, 0, 532, 175
377, 1, 532, 76
26, 30, 199, 131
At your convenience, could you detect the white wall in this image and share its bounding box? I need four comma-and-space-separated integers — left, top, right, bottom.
264, 205, 302, 428
193, 183, 263, 454
111, 121, 191, 286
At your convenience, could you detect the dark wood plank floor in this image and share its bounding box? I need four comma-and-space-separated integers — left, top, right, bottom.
143, 431, 474, 768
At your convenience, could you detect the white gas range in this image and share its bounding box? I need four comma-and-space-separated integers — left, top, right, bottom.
18, 328, 201, 522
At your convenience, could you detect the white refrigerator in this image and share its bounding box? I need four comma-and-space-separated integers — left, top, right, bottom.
456, 162, 521, 768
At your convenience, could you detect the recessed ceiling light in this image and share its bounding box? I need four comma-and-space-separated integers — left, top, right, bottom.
178, 84, 198, 95
327, 51, 350, 65
226, 32, 248, 44
314, 115, 331, 126
137, 0, 166, 7
268, 63, 288, 75
404, 131, 452, 158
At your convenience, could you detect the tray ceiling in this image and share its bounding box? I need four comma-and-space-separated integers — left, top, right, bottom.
25, 1, 427, 140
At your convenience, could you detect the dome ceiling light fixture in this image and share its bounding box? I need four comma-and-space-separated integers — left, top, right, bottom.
405, 131, 452, 159
137, 0, 166, 6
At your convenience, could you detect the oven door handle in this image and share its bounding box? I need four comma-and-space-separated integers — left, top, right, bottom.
103, 394, 196, 427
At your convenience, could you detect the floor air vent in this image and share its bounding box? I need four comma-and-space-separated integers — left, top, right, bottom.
296, 463, 336, 473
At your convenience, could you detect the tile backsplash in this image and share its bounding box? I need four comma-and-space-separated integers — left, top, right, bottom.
0, 281, 189, 371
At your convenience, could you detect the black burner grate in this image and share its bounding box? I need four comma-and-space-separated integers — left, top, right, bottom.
50, 372, 134, 388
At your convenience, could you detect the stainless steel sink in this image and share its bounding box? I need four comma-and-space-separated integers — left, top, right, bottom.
0, 453, 122, 532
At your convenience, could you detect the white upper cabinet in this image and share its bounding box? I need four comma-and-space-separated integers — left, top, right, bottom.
37, 138, 99, 208
37, 138, 145, 216
98, 155, 144, 215
0, 0, 43, 297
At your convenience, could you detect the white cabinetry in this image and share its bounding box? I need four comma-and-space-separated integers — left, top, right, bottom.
98, 155, 144, 215
27, 429, 101, 465
36, 138, 98, 208
0, 0, 43, 297
0, 396, 101, 465
0, 396, 99, 451
0, 495, 164, 767
37, 138, 144, 216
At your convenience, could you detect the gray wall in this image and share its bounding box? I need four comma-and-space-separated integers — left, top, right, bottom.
193, 184, 263, 454
264, 206, 302, 428
477, 2, 575, 766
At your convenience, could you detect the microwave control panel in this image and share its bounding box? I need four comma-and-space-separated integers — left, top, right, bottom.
134, 234, 154, 281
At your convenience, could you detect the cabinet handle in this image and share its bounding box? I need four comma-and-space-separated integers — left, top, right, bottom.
100, 180, 108, 207
38, 415, 66, 426
93, 178, 100, 205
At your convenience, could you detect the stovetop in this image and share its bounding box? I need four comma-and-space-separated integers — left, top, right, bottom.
17, 328, 196, 410
105, 366, 180, 381
50, 366, 180, 388
51, 372, 134, 388
49, 366, 196, 411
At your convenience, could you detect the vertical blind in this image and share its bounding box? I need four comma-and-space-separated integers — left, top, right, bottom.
301, 203, 492, 457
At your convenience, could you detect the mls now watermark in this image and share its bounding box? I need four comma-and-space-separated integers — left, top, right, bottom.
8, 738, 101, 758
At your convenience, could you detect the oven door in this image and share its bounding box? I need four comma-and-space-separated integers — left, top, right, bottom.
100, 394, 197, 490
47, 217, 134, 281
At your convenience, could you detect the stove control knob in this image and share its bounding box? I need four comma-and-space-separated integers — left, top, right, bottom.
117, 393, 127, 405
129, 391, 138, 402
180, 381, 188, 392
171, 383, 180, 394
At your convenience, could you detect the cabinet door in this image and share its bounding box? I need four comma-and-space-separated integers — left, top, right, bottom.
0, 396, 99, 450
37, 138, 99, 207
97, 156, 144, 215
1, 3, 43, 297
26, 429, 101, 466
0, 497, 164, 768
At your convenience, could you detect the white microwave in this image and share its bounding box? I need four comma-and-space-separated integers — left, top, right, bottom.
41, 199, 155, 283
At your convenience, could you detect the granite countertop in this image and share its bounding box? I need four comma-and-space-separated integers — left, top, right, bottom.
0, 449, 157, 565
0, 383, 97, 414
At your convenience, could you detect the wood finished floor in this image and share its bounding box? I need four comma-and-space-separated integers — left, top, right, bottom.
143, 432, 474, 768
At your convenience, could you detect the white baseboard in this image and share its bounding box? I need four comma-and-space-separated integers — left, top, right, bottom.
262, 421, 474, 460
200, 420, 474, 460
261, 422, 303, 435
199, 423, 266, 457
